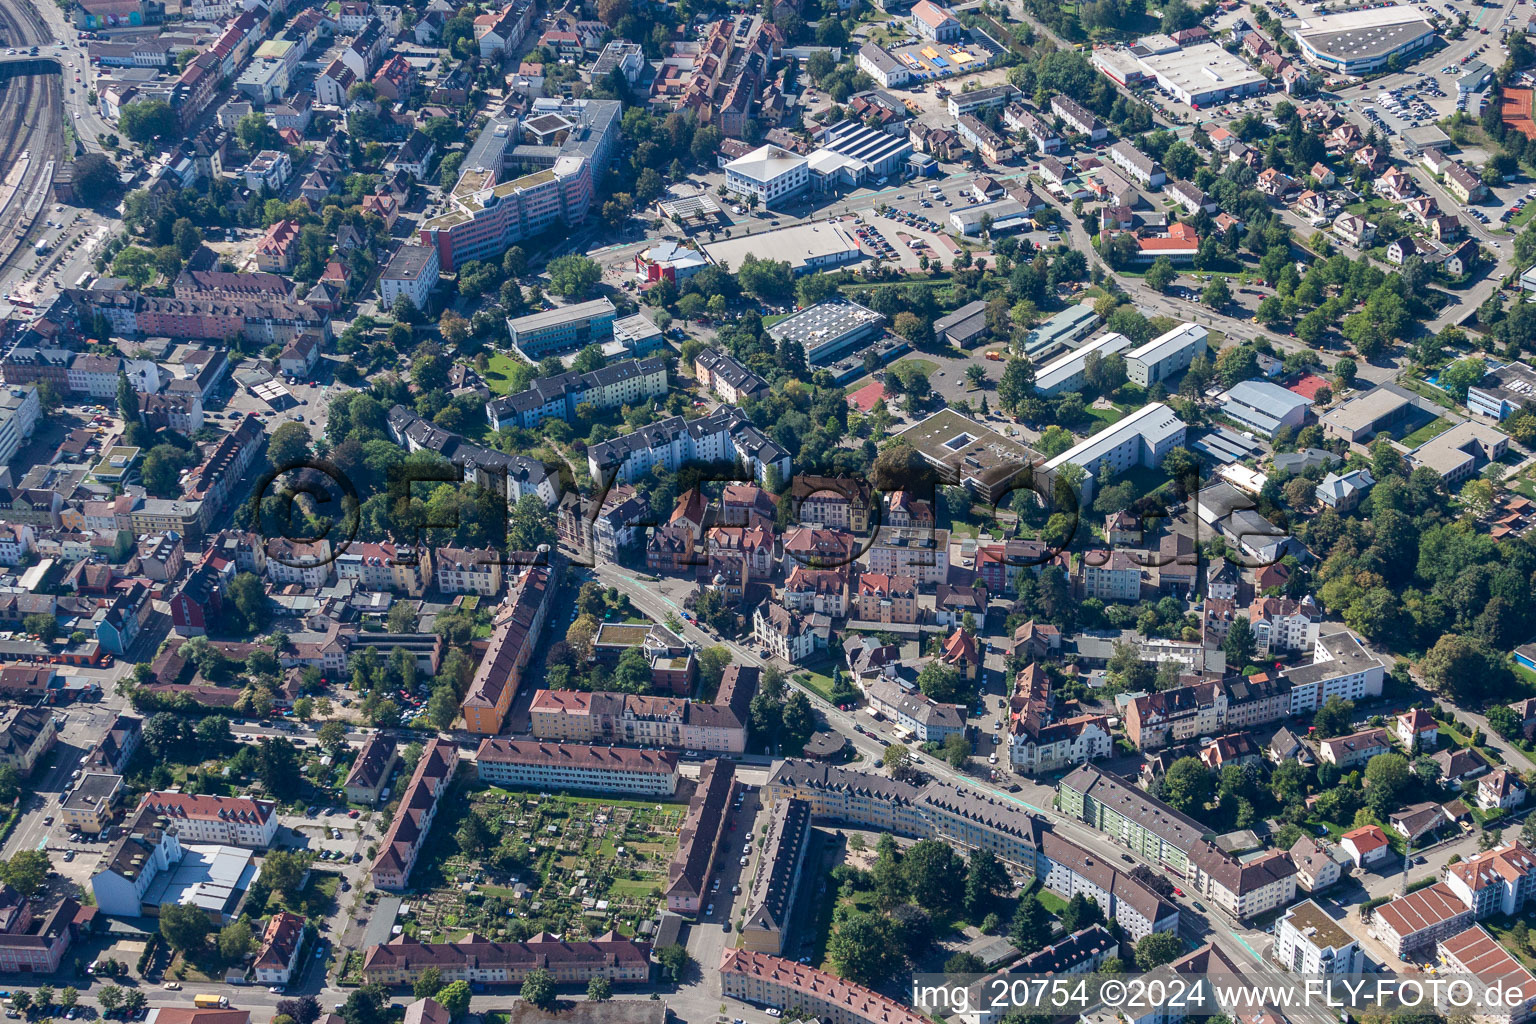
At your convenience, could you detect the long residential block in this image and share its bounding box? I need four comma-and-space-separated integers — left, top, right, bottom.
474, 739, 680, 796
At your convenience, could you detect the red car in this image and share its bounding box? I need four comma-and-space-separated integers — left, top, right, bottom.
1173, 887, 1185, 897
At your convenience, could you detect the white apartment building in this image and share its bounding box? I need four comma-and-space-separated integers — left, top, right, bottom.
474, 739, 679, 797
1040, 402, 1187, 504
0, 386, 40, 467
587, 406, 791, 488
1126, 323, 1208, 386
379, 244, 440, 312
1284, 628, 1386, 714
1445, 842, 1536, 919
1189, 847, 1297, 919
1274, 899, 1363, 974
134, 792, 278, 848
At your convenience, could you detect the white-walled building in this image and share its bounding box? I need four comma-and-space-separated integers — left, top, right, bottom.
723, 145, 810, 208
1274, 900, 1363, 974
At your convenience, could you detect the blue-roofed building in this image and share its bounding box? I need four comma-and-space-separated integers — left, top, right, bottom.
1220, 380, 1312, 439
1024, 302, 1100, 361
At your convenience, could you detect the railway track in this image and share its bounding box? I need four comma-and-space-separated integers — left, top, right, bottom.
0, 0, 63, 276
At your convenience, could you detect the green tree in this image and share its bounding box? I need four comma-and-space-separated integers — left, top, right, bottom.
0, 850, 50, 898
159, 902, 212, 952
111, 246, 158, 288
267, 421, 312, 470
826, 911, 902, 985
217, 919, 256, 961
998, 357, 1036, 413
1202, 276, 1232, 309
586, 977, 612, 1002
1313, 696, 1356, 738
964, 848, 1009, 920
1134, 931, 1185, 970
520, 968, 556, 1010
1222, 616, 1255, 667
435, 981, 471, 1019
1162, 756, 1212, 814
120, 99, 176, 144
1009, 892, 1048, 953
546, 255, 602, 298
1145, 257, 1177, 293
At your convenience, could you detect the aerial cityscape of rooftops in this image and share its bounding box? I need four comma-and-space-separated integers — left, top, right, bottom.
26, 0, 1536, 1017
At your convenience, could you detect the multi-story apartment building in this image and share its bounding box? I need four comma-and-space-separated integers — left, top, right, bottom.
370, 739, 459, 891
1444, 842, 1536, 919
528, 665, 755, 754
460, 565, 551, 734
1125, 682, 1227, 750
1009, 707, 1113, 775
1283, 628, 1386, 714
783, 567, 850, 618
362, 934, 650, 986
475, 739, 679, 797
587, 406, 791, 488
1317, 727, 1390, 768
765, 760, 1045, 868
1188, 847, 1297, 919
666, 758, 736, 914
1081, 549, 1143, 601
334, 543, 432, 596
0, 386, 40, 466
1037, 830, 1179, 942
253, 911, 305, 986
0, 895, 85, 974
343, 733, 398, 807
790, 475, 872, 533
0, 707, 57, 775
486, 357, 667, 430
1371, 882, 1476, 957
854, 572, 917, 624
1274, 899, 1363, 973
741, 799, 811, 954
865, 527, 949, 585
694, 349, 768, 404
133, 792, 277, 848
1248, 597, 1321, 656
433, 547, 503, 596
1039, 402, 1187, 504
865, 678, 966, 743
753, 602, 827, 664
1057, 764, 1213, 876
721, 949, 931, 1024
61, 773, 123, 835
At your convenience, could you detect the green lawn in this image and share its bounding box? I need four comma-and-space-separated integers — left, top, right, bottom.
1401, 377, 1459, 411
890, 357, 939, 379
1401, 416, 1454, 447
1082, 403, 1135, 431
761, 314, 791, 328
484, 352, 529, 395
1512, 203, 1536, 230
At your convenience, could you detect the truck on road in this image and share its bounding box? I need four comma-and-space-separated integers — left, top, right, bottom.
194, 996, 229, 1009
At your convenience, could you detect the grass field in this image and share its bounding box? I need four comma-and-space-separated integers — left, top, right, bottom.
484, 352, 530, 395
1401, 416, 1454, 447
889, 357, 939, 379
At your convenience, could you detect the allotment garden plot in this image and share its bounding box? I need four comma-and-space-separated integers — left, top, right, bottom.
409, 785, 684, 942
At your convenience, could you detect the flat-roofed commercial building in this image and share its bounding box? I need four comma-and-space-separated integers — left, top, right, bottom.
897, 408, 1037, 502
61, 772, 123, 835
379, 244, 439, 312
1292, 4, 1435, 73
701, 222, 863, 276
1024, 302, 1102, 361
767, 298, 886, 365
1321, 386, 1414, 442
1137, 43, 1268, 107
506, 299, 618, 359
475, 739, 679, 796
1407, 419, 1508, 485
1126, 322, 1207, 386
1468, 361, 1536, 421
1040, 402, 1187, 504
1219, 380, 1311, 439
